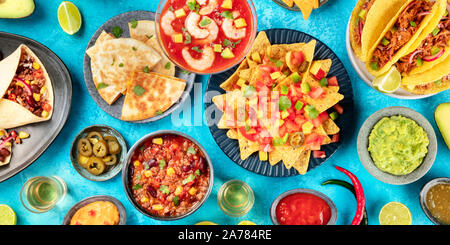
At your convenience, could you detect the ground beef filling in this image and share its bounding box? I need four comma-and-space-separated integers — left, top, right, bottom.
397, 18, 450, 73
371, 0, 435, 68
3, 51, 48, 117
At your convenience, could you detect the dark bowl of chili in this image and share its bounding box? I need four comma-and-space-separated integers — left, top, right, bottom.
122, 130, 214, 221
270, 188, 338, 225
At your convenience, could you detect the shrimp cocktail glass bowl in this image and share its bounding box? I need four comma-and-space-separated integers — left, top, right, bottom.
155, 0, 257, 75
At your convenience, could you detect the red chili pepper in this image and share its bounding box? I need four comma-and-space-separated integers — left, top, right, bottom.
335, 166, 365, 225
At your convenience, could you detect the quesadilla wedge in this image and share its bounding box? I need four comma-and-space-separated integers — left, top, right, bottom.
395, 10, 450, 75
0, 129, 12, 166
121, 72, 186, 121
349, 0, 406, 62
128, 20, 176, 77
366, 0, 447, 77
86, 37, 161, 105
0, 44, 54, 129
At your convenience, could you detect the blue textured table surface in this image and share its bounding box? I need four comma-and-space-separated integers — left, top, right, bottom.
0, 0, 448, 225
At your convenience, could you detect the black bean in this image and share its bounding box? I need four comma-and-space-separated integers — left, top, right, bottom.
146, 158, 158, 168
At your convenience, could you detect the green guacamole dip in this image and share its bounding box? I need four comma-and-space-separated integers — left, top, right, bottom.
368, 115, 429, 175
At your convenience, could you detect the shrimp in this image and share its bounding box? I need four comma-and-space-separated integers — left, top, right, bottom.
161, 10, 175, 36
182, 46, 215, 71
186, 0, 207, 5
203, 16, 219, 42
222, 11, 246, 40
199, 0, 218, 15
185, 12, 210, 39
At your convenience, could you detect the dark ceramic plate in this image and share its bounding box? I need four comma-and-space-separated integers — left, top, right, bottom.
0, 32, 72, 183
205, 29, 354, 177
70, 125, 127, 182
272, 0, 328, 12
62, 195, 127, 225
83, 11, 196, 123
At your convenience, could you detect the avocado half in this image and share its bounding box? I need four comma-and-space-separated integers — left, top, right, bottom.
435, 103, 450, 150
0, 0, 35, 19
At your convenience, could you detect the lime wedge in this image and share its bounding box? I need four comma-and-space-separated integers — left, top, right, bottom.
379, 202, 412, 225
0, 205, 17, 225
372, 66, 401, 93
57, 1, 82, 35
238, 220, 256, 225
195, 221, 218, 225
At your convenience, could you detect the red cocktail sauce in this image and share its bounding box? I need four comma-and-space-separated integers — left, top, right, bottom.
276, 193, 332, 225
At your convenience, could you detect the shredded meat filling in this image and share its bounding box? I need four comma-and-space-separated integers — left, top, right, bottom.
371, 0, 435, 68
397, 18, 450, 73
353, 0, 377, 45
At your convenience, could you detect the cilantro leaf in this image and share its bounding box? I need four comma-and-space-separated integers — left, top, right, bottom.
133, 85, 146, 96
112, 26, 123, 38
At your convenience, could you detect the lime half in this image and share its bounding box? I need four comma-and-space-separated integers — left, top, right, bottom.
372, 66, 401, 93
379, 202, 412, 225
57, 1, 82, 35
0, 205, 17, 225
238, 220, 256, 225
195, 221, 218, 225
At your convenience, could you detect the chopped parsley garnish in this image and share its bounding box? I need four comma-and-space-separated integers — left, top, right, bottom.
146, 34, 154, 39
181, 69, 191, 75
159, 185, 170, 195
223, 39, 241, 48
97, 82, 109, 90
112, 26, 123, 38
188, 1, 200, 11
164, 62, 171, 70
269, 57, 283, 68
132, 184, 142, 190
143, 65, 150, 73
119, 63, 124, 67
132, 46, 137, 51
199, 18, 212, 27
140, 145, 146, 152
173, 196, 180, 206
184, 32, 192, 44
195, 169, 201, 176
159, 159, 166, 169
133, 85, 145, 96
187, 146, 197, 155
182, 174, 196, 185
221, 11, 234, 19
130, 19, 138, 28
192, 46, 203, 53
156, 110, 163, 115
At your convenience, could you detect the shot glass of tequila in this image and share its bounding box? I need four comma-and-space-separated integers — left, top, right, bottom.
20, 176, 67, 213
217, 180, 254, 217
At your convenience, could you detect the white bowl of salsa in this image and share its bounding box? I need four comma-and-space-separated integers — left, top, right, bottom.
155, 0, 257, 74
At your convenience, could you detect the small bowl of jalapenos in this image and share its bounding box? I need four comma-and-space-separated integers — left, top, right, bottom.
70, 125, 127, 181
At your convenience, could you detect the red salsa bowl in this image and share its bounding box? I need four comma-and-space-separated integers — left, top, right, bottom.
270, 189, 338, 225
122, 130, 213, 220
155, 0, 257, 74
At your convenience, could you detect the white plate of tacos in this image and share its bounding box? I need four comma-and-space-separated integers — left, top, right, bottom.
347, 0, 449, 99
0, 32, 72, 182
83, 11, 196, 123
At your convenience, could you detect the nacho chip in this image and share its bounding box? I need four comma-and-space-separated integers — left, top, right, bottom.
294, 0, 314, 20
220, 59, 249, 91
247, 31, 271, 64
282, 0, 294, 7
227, 129, 238, 139
239, 68, 252, 81
323, 118, 340, 135
314, 125, 332, 145
292, 149, 311, 175
281, 146, 305, 169
237, 130, 260, 160
305, 88, 344, 113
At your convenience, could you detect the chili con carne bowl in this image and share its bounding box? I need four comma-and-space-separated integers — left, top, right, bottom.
122, 130, 213, 220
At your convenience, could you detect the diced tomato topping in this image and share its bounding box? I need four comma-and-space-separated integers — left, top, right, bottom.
10, 131, 17, 139
8, 94, 16, 101
327, 76, 339, 86
309, 87, 325, 99
312, 111, 329, 127
331, 133, 340, 143
313, 150, 326, 159
334, 104, 344, 114
304, 133, 325, 150
33, 70, 43, 78
88, 210, 96, 217
291, 51, 305, 67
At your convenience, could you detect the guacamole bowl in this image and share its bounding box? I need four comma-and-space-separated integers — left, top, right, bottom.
357, 107, 437, 185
